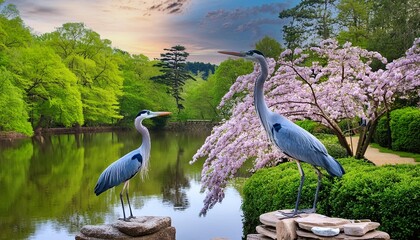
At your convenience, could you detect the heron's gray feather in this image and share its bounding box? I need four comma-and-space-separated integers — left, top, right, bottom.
94, 150, 142, 196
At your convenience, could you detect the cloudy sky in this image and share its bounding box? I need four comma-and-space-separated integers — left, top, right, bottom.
6, 0, 299, 63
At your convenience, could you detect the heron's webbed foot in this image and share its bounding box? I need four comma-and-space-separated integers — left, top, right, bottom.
298, 208, 316, 214
277, 210, 300, 218
118, 217, 132, 222
278, 208, 316, 218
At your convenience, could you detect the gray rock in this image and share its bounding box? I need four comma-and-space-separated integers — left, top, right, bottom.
344, 222, 380, 236
75, 216, 174, 240
78, 224, 130, 239
311, 226, 340, 237
112, 216, 171, 237
133, 227, 175, 240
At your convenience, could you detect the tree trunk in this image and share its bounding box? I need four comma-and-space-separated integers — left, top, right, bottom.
327, 120, 354, 157
355, 120, 379, 159
334, 128, 354, 157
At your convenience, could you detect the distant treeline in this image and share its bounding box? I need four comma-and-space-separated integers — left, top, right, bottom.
186, 62, 217, 80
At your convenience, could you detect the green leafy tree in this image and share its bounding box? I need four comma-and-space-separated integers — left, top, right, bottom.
208, 59, 253, 118
279, 0, 338, 46
336, 0, 373, 48
152, 45, 195, 114
0, 1, 32, 51
255, 36, 284, 60
41, 23, 123, 125
0, 68, 33, 135
367, 0, 420, 61
6, 45, 84, 129
179, 77, 216, 120
117, 51, 176, 126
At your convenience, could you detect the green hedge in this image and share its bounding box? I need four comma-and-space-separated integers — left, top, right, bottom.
390, 107, 420, 153
242, 158, 419, 239
373, 115, 390, 147
373, 107, 420, 153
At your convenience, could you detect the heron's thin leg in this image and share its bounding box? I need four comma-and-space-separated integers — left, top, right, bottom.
119, 181, 131, 221
120, 191, 127, 221
279, 160, 304, 218
125, 181, 135, 219
312, 166, 322, 212
294, 160, 305, 214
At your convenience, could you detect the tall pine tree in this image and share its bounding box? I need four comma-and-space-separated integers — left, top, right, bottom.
152, 45, 195, 113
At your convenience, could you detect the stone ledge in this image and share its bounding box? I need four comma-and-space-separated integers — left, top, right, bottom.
76, 216, 175, 240
251, 211, 390, 240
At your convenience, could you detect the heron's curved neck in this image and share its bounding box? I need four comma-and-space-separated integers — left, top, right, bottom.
135, 120, 151, 160
254, 57, 271, 124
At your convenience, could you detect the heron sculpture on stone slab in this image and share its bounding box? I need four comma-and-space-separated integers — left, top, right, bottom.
94, 110, 171, 221
219, 50, 345, 217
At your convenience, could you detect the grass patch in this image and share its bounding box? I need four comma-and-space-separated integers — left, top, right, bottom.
370, 143, 420, 162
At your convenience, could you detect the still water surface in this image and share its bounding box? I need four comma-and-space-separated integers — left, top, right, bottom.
0, 131, 244, 240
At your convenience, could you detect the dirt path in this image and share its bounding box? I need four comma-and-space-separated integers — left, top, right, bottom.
346, 137, 417, 166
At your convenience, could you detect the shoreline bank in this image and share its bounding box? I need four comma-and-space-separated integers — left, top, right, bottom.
0, 120, 218, 140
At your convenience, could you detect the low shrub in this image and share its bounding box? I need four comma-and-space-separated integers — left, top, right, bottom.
390, 107, 420, 153
372, 115, 390, 147
242, 158, 419, 239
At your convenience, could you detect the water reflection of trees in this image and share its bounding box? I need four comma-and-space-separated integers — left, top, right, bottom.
161, 147, 190, 210
0, 130, 209, 239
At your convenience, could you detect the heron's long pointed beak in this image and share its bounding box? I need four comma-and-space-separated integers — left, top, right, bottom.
218, 51, 245, 57
154, 111, 171, 117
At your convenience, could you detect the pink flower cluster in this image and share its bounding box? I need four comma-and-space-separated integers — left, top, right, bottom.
190, 39, 420, 215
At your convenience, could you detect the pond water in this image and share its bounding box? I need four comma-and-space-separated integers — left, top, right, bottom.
0, 130, 244, 240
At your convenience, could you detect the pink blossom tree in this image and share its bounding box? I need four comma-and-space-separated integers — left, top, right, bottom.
191, 39, 420, 215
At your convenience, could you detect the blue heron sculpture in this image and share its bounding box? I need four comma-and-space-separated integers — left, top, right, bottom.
94, 110, 171, 221
219, 50, 345, 217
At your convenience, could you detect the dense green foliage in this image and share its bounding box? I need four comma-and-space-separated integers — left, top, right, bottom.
373, 107, 420, 153
390, 107, 420, 153
280, 0, 420, 63
0, 68, 33, 135
178, 58, 253, 121
373, 114, 391, 147
185, 62, 216, 80
0, 5, 227, 134
242, 158, 419, 239
255, 36, 284, 60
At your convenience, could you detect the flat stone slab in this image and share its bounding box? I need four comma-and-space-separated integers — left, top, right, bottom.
79, 224, 130, 239
343, 222, 380, 236
259, 211, 312, 227
112, 216, 171, 237
256, 225, 276, 239
246, 234, 273, 240
297, 229, 390, 239
254, 212, 390, 240
295, 214, 351, 232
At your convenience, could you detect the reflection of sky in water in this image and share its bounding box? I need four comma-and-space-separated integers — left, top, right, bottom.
30, 181, 243, 240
